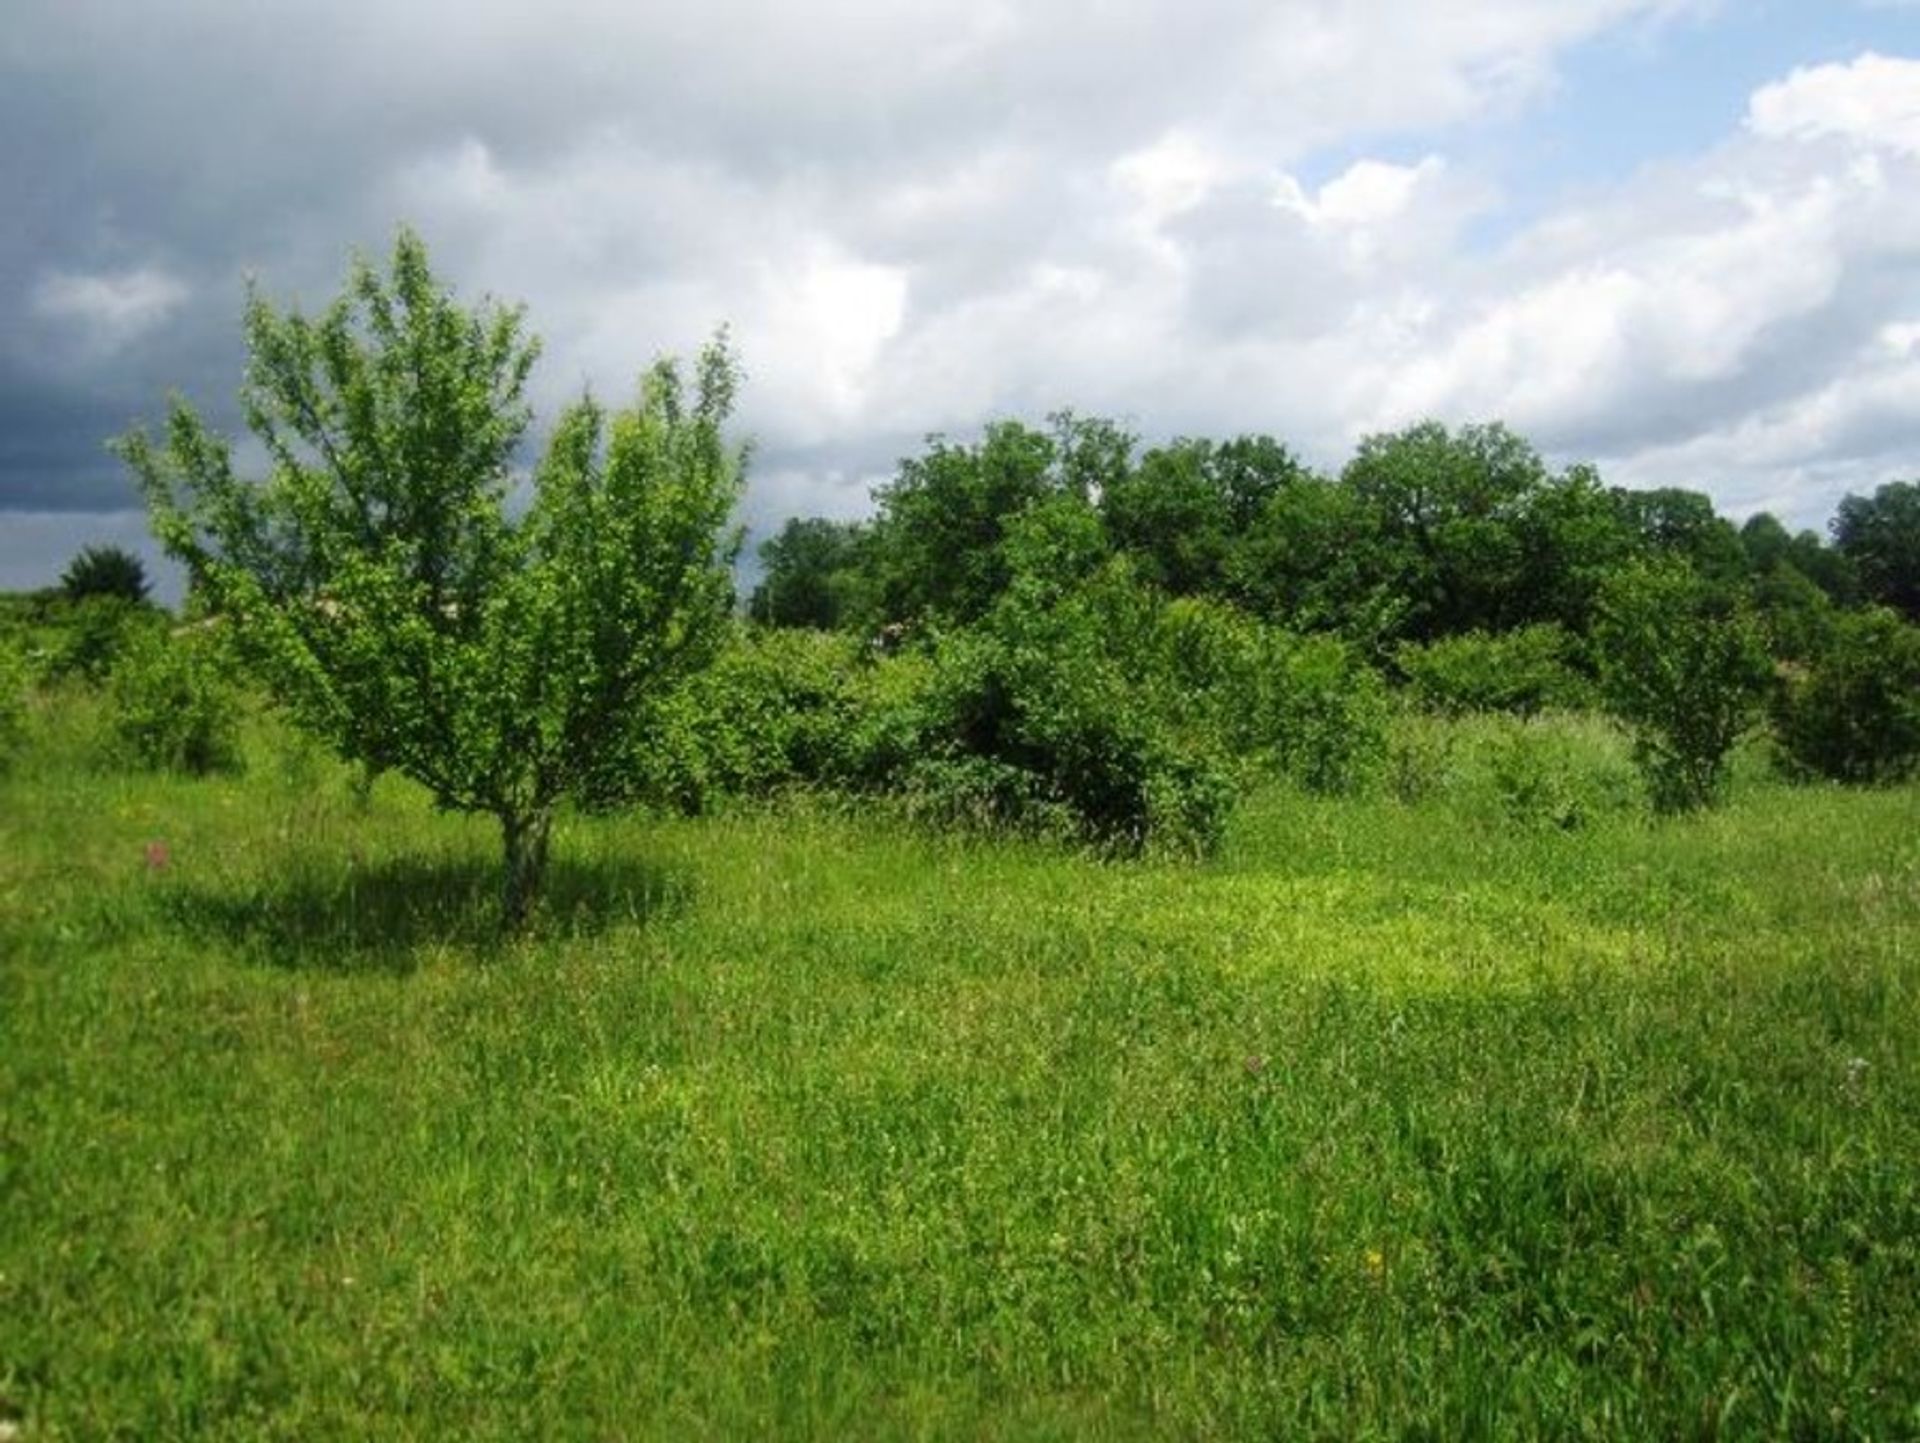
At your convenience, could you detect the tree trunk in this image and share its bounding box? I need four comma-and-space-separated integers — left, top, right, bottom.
500, 805, 553, 932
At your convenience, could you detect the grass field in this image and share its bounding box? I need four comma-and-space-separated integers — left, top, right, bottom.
3, 699, 1918, 1438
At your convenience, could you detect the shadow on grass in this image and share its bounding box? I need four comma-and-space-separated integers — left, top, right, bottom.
159, 852, 693, 974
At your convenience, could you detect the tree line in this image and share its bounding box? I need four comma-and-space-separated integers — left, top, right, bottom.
750, 412, 1916, 651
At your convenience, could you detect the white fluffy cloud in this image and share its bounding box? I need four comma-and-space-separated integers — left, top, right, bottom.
363, 34, 1915, 528
2, 0, 1914, 553
1748, 50, 1920, 156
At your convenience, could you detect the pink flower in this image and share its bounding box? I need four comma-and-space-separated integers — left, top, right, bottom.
144, 840, 171, 872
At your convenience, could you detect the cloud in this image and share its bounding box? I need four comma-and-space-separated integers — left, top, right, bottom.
2, 0, 1914, 577
1748, 51, 1920, 157
30, 266, 189, 354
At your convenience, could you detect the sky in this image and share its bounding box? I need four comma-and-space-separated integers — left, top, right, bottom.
5, 0, 1920, 596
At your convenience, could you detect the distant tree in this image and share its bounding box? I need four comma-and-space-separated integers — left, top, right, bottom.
1786, 529, 1858, 605
1101, 434, 1307, 597
1740, 512, 1794, 572
1612, 486, 1747, 584
1340, 420, 1546, 640
867, 415, 1115, 625
1512, 462, 1637, 635
1834, 481, 1920, 620
1774, 606, 1920, 785
1750, 561, 1836, 662
60, 544, 150, 605
749, 517, 866, 630
1741, 512, 1857, 606
120, 230, 743, 928
1231, 475, 1405, 649
1593, 559, 1772, 813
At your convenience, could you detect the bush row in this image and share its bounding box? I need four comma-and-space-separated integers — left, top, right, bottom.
9, 578, 1918, 844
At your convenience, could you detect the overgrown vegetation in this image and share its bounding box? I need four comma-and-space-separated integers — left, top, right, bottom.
105, 623, 244, 776
1592, 559, 1772, 813
1774, 605, 1920, 784
8, 233, 1920, 1436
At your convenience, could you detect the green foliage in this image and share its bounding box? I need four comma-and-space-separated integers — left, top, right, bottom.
1099, 433, 1304, 596
905, 560, 1233, 855
1261, 629, 1391, 793
1749, 559, 1837, 661
1480, 715, 1638, 830
1512, 463, 1639, 633
1594, 560, 1772, 813
1396, 623, 1590, 717
1340, 420, 1547, 640
1739, 511, 1855, 603
1384, 710, 1637, 828
1145, 597, 1389, 795
119, 230, 742, 926
43, 595, 159, 685
615, 626, 869, 812
59, 543, 151, 604
105, 624, 243, 775
748, 516, 868, 629
865, 415, 1118, 626
0, 637, 27, 773
1834, 479, 1920, 620
1775, 606, 1920, 784
1613, 486, 1748, 584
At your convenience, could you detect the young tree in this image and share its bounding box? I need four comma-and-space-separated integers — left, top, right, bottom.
119, 230, 744, 928
1592, 559, 1772, 813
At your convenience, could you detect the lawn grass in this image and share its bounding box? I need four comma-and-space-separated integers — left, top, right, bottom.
3, 699, 1918, 1438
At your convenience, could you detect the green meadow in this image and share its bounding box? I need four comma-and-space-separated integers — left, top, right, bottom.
4, 697, 1917, 1439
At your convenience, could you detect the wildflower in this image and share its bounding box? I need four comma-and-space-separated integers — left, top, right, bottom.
144, 839, 170, 871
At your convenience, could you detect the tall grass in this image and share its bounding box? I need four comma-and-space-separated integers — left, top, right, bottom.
2, 696, 1917, 1438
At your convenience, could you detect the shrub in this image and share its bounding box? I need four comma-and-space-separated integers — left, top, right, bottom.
904, 564, 1233, 855
1265, 630, 1390, 793
611, 626, 868, 813
1481, 716, 1637, 831
1593, 560, 1771, 813
0, 640, 27, 774
1153, 598, 1389, 794
834, 646, 940, 792
44, 596, 158, 685
106, 625, 244, 775
1396, 623, 1589, 717
1774, 606, 1920, 784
